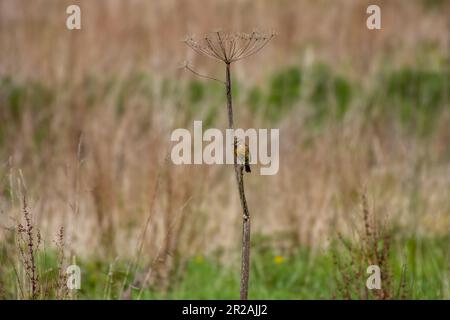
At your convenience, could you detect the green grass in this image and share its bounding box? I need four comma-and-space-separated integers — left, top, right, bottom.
0, 229, 447, 300
134, 236, 447, 300
136, 249, 333, 300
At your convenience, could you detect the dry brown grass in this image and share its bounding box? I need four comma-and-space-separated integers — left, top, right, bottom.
0, 0, 449, 273
12, 196, 69, 299
1, 83, 449, 262
1, 0, 449, 82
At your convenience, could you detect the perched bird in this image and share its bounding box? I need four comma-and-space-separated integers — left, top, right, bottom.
234, 139, 251, 173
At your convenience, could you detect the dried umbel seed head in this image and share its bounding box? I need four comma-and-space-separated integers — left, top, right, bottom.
184, 30, 275, 64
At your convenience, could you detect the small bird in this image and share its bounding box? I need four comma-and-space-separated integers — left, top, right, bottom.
234, 139, 251, 173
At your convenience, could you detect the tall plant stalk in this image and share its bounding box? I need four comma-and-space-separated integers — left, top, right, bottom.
225, 62, 251, 299
184, 30, 274, 300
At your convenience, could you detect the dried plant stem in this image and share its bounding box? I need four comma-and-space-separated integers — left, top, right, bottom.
119, 161, 164, 299
226, 63, 251, 300
185, 30, 274, 300
22, 197, 38, 299
184, 64, 225, 84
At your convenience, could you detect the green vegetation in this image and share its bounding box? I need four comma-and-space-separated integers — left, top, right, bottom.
2, 62, 448, 138
2, 234, 445, 299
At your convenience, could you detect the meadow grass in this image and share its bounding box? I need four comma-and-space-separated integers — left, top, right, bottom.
2, 234, 444, 299
1, 62, 449, 299
0, 0, 449, 300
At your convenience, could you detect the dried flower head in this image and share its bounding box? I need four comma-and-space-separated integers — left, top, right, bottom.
184, 30, 275, 64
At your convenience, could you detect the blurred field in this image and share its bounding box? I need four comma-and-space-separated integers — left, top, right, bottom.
0, 0, 449, 299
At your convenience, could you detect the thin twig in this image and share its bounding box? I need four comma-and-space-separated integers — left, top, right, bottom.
136, 196, 192, 300
184, 65, 225, 85
119, 154, 167, 299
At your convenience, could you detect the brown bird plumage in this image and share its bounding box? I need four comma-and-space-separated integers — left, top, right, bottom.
235, 139, 251, 173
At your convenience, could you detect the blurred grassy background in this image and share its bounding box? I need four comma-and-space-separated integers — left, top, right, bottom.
0, 0, 449, 299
